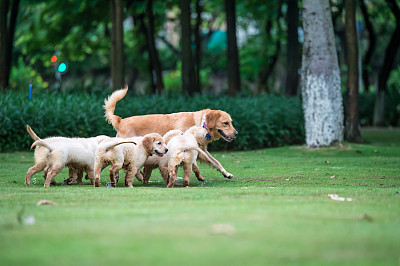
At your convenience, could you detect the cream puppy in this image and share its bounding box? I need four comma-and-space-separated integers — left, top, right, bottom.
142, 129, 184, 184
94, 133, 167, 187
25, 125, 56, 185
163, 126, 219, 188
26, 127, 110, 188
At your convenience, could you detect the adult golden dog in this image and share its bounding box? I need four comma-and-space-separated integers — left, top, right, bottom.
104, 86, 238, 179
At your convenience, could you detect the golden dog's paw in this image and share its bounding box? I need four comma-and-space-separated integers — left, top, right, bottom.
224, 173, 234, 179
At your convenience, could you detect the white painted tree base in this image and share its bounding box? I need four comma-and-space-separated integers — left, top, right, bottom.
302, 71, 344, 147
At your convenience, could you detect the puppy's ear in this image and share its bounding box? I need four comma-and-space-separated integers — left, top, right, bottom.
142, 136, 154, 152
206, 110, 221, 129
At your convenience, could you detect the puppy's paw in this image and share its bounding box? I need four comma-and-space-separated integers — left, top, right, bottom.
136, 172, 144, 182
24, 181, 30, 186
196, 175, 205, 182
62, 178, 73, 186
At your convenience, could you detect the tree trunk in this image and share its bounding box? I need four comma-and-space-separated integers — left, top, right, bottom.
301, 0, 344, 147
374, 0, 400, 126
194, 0, 202, 94
285, 0, 300, 96
225, 0, 241, 96
158, 35, 180, 55
257, 0, 282, 93
134, 12, 156, 93
180, 0, 195, 95
360, 0, 376, 92
331, 1, 346, 69
345, 0, 362, 143
145, 0, 164, 95
0, 0, 20, 90
110, 0, 125, 91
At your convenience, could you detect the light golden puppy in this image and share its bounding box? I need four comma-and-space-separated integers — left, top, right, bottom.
142, 129, 184, 184
26, 126, 110, 188
25, 125, 107, 186
104, 86, 238, 179
25, 125, 56, 185
163, 126, 219, 188
93, 133, 167, 187
142, 127, 219, 186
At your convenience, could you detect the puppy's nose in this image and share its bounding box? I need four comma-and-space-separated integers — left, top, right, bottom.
165, 148, 168, 153
234, 131, 238, 136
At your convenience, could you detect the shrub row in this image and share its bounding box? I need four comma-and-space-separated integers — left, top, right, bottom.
358, 90, 400, 127
0, 90, 305, 152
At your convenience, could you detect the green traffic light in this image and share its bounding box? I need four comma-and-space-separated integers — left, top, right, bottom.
58, 62, 67, 73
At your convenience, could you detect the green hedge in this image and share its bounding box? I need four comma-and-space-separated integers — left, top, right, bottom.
358, 90, 400, 127
0, 90, 305, 152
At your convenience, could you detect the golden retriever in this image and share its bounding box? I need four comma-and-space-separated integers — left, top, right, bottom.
104, 86, 238, 179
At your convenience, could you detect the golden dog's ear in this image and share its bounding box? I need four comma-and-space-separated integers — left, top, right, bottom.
206, 110, 221, 129
142, 136, 154, 152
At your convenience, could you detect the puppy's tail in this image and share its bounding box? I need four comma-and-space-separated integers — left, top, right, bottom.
31, 140, 53, 151
102, 140, 137, 150
104, 85, 128, 132
26, 125, 40, 141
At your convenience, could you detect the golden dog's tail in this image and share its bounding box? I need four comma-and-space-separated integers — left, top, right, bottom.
26, 125, 40, 141
104, 85, 128, 132
31, 140, 53, 151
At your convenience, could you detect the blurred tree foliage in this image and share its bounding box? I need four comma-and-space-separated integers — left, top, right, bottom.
1, 0, 399, 125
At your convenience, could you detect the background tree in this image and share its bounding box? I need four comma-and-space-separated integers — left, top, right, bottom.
301, 0, 344, 147
130, 5, 151, 91
360, 0, 375, 92
180, 0, 195, 95
256, 0, 283, 93
110, 0, 125, 91
145, 0, 164, 95
345, 0, 362, 142
225, 0, 241, 96
0, 0, 20, 90
3, 0, 400, 131
194, 0, 202, 94
285, 0, 300, 96
374, 0, 400, 126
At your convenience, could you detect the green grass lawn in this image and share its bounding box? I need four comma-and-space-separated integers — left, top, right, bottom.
0, 128, 399, 265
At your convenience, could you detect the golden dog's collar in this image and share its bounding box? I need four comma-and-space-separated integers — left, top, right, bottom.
201, 114, 211, 140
